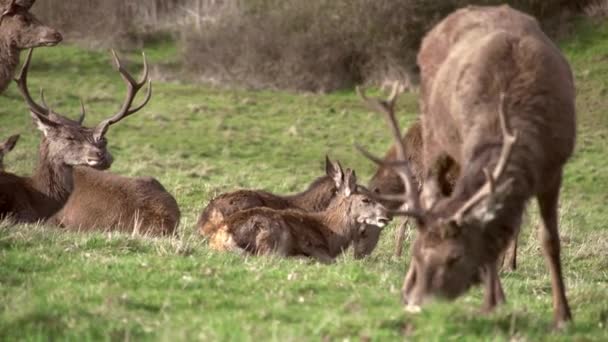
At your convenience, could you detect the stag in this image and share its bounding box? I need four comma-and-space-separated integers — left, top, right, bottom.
0, 134, 19, 171
0, 0, 62, 93
366, 119, 521, 269
210, 168, 390, 263
48, 53, 179, 236
200, 157, 384, 258
0, 48, 151, 223
359, 5, 575, 328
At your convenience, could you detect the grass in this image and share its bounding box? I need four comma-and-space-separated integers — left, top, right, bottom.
1, 17, 607, 341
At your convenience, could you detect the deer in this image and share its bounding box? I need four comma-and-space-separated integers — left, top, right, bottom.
0, 48, 151, 223
210, 167, 391, 263
358, 5, 576, 328
0, 0, 62, 93
199, 157, 383, 258
51, 167, 180, 236
367, 119, 520, 269
367, 119, 458, 258
0, 134, 19, 171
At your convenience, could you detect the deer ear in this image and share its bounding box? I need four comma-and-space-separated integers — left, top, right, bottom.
343, 169, 357, 197
31, 111, 59, 137
326, 156, 344, 188
2, 134, 20, 152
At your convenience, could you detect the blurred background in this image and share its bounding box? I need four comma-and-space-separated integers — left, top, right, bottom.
32, 0, 607, 93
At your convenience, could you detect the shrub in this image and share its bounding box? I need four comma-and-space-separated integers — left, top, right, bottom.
181, 0, 582, 92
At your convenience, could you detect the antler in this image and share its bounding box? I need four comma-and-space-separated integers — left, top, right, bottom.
0, 0, 17, 25
14, 48, 50, 116
94, 50, 152, 139
356, 82, 424, 219
450, 93, 519, 224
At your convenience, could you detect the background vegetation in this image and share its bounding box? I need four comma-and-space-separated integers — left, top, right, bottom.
0, 0, 607, 340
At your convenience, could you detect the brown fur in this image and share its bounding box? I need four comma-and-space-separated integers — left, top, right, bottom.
210, 169, 390, 263
0, 0, 62, 93
51, 167, 180, 236
0, 134, 19, 171
399, 5, 575, 327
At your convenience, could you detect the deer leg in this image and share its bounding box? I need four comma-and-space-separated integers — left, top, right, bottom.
537, 173, 572, 328
393, 218, 409, 257
481, 263, 502, 313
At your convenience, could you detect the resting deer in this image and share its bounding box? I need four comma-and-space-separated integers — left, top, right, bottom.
0, 134, 19, 171
360, 5, 576, 328
0, 0, 62, 93
199, 157, 383, 258
0, 48, 150, 223
210, 168, 390, 263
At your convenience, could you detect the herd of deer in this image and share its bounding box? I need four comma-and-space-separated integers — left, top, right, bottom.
0, 1, 576, 329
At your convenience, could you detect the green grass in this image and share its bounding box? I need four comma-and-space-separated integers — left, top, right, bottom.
1, 18, 607, 341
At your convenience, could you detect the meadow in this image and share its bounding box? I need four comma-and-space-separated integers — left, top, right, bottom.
0, 18, 607, 341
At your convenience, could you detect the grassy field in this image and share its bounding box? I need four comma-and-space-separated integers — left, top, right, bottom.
1, 18, 607, 341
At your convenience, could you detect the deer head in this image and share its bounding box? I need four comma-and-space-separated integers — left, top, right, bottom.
14, 48, 151, 170
0, 133, 19, 171
358, 84, 518, 308
330, 167, 391, 239
0, 0, 62, 49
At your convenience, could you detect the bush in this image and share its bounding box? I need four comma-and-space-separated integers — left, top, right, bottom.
181, 0, 582, 92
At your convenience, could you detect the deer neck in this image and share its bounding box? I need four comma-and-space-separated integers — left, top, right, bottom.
315, 198, 357, 255
28, 139, 74, 207
448, 145, 530, 260
0, 39, 19, 93
286, 176, 333, 211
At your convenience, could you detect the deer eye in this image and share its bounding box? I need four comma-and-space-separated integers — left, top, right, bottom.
361, 198, 371, 204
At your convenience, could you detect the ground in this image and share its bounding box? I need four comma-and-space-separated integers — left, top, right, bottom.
0, 19, 607, 341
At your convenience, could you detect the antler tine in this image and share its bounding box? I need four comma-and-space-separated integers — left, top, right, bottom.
450, 93, 519, 224
356, 85, 422, 216
14, 48, 49, 116
95, 50, 152, 138
78, 98, 86, 124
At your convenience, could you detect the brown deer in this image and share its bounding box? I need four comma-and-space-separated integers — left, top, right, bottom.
0, 48, 151, 223
367, 119, 459, 258
0, 0, 62, 93
52, 167, 180, 236
0, 134, 19, 171
210, 168, 390, 263
360, 5, 576, 328
366, 120, 522, 269
199, 157, 382, 258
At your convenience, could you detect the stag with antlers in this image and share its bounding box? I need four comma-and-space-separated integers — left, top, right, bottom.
0, 48, 151, 223
359, 5, 576, 328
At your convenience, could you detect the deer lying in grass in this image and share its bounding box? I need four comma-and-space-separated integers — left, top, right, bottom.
199, 157, 383, 258
0, 48, 149, 222
48, 53, 180, 236
360, 5, 576, 327
0, 134, 19, 171
210, 168, 390, 263
0, 0, 62, 93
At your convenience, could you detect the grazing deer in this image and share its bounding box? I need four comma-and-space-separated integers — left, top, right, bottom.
0, 0, 62, 93
367, 120, 459, 258
360, 5, 576, 327
0, 134, 19, 171
0, 48, 150, 223
210, 168, 390, 263
199, 157, 382, 258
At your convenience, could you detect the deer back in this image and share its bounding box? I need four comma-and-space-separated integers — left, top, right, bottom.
53, 167, 180, 236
